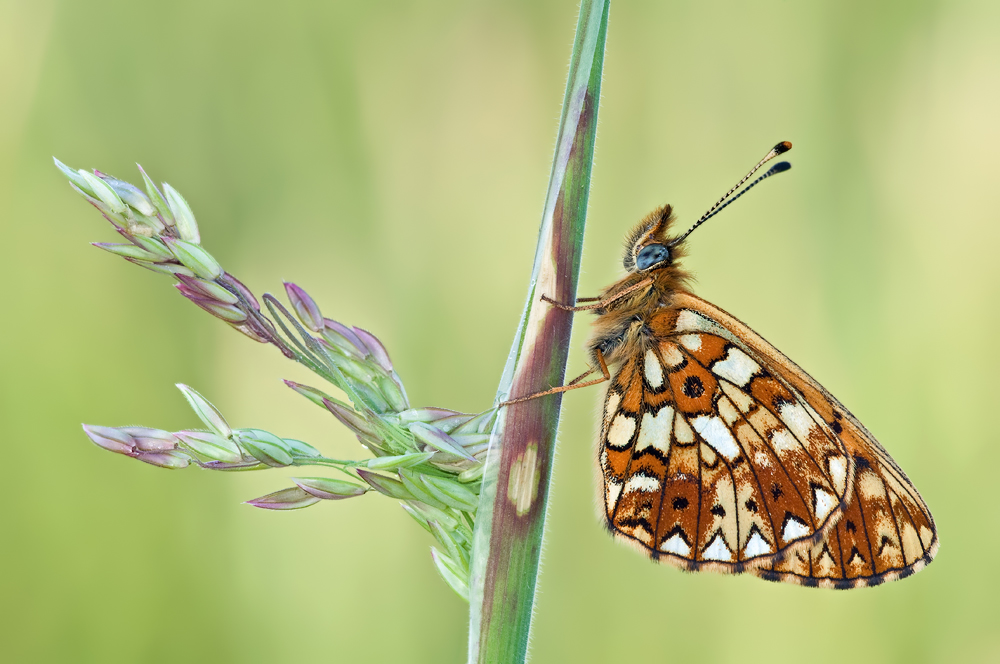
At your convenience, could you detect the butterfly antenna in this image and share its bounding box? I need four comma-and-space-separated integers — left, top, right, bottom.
669, 140, 792, 247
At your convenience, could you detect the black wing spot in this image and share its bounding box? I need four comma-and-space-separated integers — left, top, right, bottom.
854, 454, 872, 470
745, 498, 758, 513
682, 375, 704, 398
672, 496, 689, 510
831, 420, 843, 434
845, 519, 857, 533
771, 483, 783, 500
710, 504, 726, 517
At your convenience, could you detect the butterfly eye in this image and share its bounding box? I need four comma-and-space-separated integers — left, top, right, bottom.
635, 243, 670, 271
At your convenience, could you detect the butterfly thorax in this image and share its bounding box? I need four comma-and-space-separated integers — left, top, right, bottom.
586, 203, 693, 368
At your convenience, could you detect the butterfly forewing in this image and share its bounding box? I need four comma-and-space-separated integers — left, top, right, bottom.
668, 293, 938, 586
600, 302, 856, 572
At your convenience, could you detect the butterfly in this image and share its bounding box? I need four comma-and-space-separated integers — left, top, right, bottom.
505, 142, 938, 588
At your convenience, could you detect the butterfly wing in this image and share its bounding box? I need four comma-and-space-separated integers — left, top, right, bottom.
668, 292, 938, 586
600, 298, 855, 573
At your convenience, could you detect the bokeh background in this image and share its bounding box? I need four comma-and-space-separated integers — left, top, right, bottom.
2, 0, 998, 662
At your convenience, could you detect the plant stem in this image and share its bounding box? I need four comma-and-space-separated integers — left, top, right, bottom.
466, 2, 609, 661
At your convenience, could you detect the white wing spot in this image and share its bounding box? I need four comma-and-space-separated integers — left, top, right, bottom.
813, 487, 838, 521
604, 392, 621, 429
674, 415, 695, 445
779, 401, 822, 444
660, 533, 691, 556
753, 450, 772, 468
635, 406, 673, 455
711, 347, 760, 387
827, 456, 847, 495
659, 342, 685, 368
782, 515, 810, 542
643, 349, 663, 388
679, 334, 702, 352
607, 414, 636, 450
624, 474, 661, 493
674, 309, 709, 333
692, 415, 740, 461
858, 470, 884, 500
606, 480, 623, 510
770, 429, 798, 455
744, 531, 772, 557
719, 380, 754, 413
702, 533, 734, 561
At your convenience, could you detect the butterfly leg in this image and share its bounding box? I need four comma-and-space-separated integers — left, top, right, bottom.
500, 350, 610, 406
539, 277, 653, 312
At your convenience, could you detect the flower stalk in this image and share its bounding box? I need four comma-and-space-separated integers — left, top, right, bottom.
467, 1, 610, 661
58, 157, 497, 600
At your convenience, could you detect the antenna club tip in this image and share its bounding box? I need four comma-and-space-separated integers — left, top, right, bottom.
774, 141, 792, 154
769, 161, 792, 174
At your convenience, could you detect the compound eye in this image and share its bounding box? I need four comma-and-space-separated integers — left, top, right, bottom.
635, 243, 670, 271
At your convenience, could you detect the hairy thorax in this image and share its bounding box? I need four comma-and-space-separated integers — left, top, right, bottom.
586, 272, 686, 368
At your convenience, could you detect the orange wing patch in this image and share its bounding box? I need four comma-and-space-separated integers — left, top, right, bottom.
668, 292, 937, 587
599, 328, 854, 573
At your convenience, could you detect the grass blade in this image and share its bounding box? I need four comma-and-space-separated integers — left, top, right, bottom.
466, 1, 610, 662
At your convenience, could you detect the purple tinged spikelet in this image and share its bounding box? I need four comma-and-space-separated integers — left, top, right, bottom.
352, 327, 393, 372
245, 487, 320, 510
322, 399, 377, 438
283, 282, 324, 332
408, 422, 476, 461
82, 424, 137, 456
321, 319, 368, 359
176, 273, 239, 305
221, 274, 260, 311
184, 295, 248, 323
119, 427, 179, 452
231, 322, 271, 344
292, 477, 368, 500
356, 469, 417, 501
397, 408, 462, 425
135, 450, 190, 469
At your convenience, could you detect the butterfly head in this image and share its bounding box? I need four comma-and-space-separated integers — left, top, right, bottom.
623, 204, 687, 274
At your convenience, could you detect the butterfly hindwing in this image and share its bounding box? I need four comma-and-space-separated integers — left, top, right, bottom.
600, 305, 855, 572
667, 292, 938, 587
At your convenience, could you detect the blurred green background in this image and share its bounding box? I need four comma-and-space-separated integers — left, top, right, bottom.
1, 0, 998, 662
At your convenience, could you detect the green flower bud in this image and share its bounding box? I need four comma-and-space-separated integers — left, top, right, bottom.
78, 170, 126, 214
100, 175, 156, 216
176, 431, 242, 463
431, 548, 469, 599
161, 182, 200, 243
176, 384, 231, 437
163, 238, 222, 280
136, 164, 174, 224
235, 429, 294, 467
